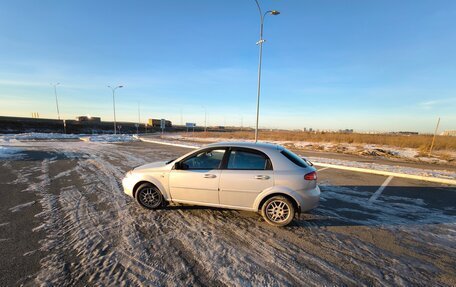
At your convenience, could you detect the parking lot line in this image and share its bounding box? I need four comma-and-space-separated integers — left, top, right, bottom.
317, 167, 331, 172
368, 176, 394, 203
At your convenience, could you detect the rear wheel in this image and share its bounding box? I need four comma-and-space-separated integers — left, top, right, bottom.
136, 183, 163, 209
261, 196, 295, 227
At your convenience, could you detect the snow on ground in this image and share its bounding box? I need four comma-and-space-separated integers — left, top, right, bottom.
0, 146, 25, 159
2, 139, 455, 286
9, 201, 36, 213
0, 133, 80, 142
79, 134, 138, 143
0, 133, 139, 144
146, 135, 456, 180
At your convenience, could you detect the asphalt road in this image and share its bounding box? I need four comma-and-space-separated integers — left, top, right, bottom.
0, 140, 455, 286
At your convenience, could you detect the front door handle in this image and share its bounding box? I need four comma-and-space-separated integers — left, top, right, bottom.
204, 174, 217, 178
255, 175, 270, 180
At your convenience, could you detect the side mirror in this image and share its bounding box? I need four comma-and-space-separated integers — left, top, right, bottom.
174, 162, 189, 170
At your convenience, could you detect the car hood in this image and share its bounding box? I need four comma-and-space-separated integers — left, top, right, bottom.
134, 161, 169, 171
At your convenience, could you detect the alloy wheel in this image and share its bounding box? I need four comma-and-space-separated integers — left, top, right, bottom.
265, 200, 291, 223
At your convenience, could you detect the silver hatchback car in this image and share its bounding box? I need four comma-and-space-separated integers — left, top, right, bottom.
122, 142, 320, 226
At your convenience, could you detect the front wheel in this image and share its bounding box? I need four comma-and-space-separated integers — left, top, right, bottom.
261, 196, 295, 227
136, 183, 164, 209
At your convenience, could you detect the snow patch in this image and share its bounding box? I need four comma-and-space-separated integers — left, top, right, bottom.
79, 134, 138, 143
0, 146, 24, 159
0, 133, 139, 144
0, 133, 80, 142
9, 201, 36, 213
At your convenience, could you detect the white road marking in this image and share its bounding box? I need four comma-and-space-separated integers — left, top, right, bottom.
317, 167, 331, 172
368, 176, 394, 203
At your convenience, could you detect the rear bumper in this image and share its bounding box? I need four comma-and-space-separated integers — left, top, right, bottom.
296, 185, 320, 212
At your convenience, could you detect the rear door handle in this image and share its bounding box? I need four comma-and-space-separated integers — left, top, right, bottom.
255, 175, 270, 180
204, 174, 217, 178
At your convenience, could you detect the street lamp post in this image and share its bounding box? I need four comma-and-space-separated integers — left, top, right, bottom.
137, 102, 141, 135
52, 83, 61, 120
253, 0, 280, 143
108, 85, 123, 134
204, 107, 207, 133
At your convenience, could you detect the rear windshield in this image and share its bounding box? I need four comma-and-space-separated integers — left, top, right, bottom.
281, 149, 308, 168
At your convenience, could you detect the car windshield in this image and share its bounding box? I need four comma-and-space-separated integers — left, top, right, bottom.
281, 148, 308, 168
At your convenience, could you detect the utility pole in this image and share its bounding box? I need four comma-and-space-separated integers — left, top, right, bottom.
429, 117, 441, 157
137, 102, 140, 135
202, 106, 207, 133
51, 83, 61, 120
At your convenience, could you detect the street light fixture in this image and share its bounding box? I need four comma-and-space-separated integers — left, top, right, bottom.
108, 85, 124, 134
51, 82, 61, 120
253, 0, 280, 143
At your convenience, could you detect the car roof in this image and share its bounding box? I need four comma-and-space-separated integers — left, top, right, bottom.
205, 141, 284, 152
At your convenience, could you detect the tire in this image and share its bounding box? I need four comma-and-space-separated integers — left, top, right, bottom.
261, 196, 295, 227
135, 183, 164, 210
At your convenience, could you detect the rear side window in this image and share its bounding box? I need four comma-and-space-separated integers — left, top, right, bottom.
281, 149, 308, 168
227, 149, 271, 170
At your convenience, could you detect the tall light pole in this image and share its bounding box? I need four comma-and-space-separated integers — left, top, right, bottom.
137, 102, 141, 135
203, 106, 207, 133
108, 85, 123, 134
253, 0, 280, 143
51, 83, 61, 120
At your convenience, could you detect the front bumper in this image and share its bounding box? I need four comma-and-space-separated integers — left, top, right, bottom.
122, 175, 135, 198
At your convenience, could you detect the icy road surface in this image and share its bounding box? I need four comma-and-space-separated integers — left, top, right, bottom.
0, 140, 455, 286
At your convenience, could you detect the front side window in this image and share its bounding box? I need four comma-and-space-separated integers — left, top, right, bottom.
181, 149, 225, 170
227, 149, 270, 170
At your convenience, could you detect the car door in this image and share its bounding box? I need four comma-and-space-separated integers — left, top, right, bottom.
219, 148, 274, 209
168, 148, 226, 205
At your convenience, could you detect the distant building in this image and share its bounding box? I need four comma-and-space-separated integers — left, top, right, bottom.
339, 129, 354, 133
442, 130, 456, 136
147, 119, 172, 127
397, 131, 419, 135
76, 116, 101, 123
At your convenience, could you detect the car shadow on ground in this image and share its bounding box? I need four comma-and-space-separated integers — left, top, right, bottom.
130, 185, 456, 228
293, 185, 456, 228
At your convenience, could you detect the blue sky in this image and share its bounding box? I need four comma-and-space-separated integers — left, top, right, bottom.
0, 0, 455, 133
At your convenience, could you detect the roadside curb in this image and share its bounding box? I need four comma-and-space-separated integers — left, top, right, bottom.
136, 136, 456, 186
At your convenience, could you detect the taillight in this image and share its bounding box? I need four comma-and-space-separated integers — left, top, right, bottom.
304, 171, 317, 181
